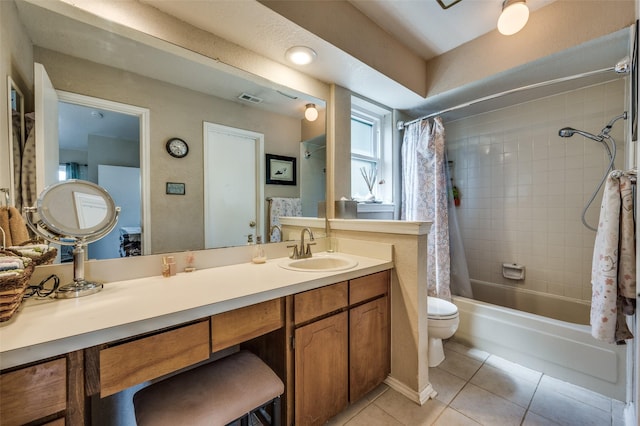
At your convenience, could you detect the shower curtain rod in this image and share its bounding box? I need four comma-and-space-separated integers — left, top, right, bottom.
398, 64, 627, 129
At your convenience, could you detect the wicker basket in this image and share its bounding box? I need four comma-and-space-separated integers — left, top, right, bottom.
8, 240, 57, 266
0, 251, 34, 323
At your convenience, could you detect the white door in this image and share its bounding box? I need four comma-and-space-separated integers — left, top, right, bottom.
204, 122, 264, 248
91, 165, 141, 260
34, 62, 59, 195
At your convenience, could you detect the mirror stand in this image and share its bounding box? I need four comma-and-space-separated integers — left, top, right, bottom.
24, 180, 120, 298
54, 240, 103, 298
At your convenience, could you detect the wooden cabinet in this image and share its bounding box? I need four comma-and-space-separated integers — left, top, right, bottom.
295, 312, 348, 426
99, 320, 210, 397
0, 358, 67, 426
292, 270, 390, 425
211, 298, 284, 352
350, 296, 389, 401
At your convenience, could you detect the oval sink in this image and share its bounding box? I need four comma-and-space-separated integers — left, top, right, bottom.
279, 254, 358, 272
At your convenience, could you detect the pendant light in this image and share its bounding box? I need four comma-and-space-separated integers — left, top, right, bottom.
497, 0, 529, 36
304, 104, 318, 121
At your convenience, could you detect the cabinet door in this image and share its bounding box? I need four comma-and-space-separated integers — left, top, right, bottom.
295, 312, 348, 426
350, 296, 390, 402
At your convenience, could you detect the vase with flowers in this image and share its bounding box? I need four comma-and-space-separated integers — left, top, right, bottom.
360, 166, 377, 202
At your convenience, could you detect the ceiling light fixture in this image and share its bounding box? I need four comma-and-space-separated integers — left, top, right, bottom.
304, 104, 318, 121
285, 46, 317, 65
497, 0, 529, 36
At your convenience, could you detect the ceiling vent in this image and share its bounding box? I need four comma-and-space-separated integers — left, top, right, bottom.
238, 93, 263, 104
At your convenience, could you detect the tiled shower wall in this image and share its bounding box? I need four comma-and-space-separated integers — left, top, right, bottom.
446, 79, 627, 302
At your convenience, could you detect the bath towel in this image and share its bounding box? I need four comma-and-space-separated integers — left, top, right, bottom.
590, 173, 634, 344
269, 197, 302, 242
0, 206, 30, 248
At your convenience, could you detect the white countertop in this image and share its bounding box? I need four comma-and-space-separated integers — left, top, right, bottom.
0, 252, 392, 369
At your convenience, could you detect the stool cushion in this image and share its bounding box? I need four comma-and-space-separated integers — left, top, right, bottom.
134, 350, 284, 426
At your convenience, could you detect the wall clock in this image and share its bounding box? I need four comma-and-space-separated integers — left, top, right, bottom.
166, 137, 189, 158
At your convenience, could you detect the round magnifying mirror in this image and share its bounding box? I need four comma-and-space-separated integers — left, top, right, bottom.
24, 180, 120, 298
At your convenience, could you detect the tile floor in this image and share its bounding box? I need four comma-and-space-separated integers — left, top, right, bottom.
327, 341, 627, 426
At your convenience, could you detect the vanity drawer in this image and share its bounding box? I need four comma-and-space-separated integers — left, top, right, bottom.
350, 270, 389, 305
211, 298, 284, 352
0, 358, 67, 426
99, 321, 210, 397
294, 281, 348, 325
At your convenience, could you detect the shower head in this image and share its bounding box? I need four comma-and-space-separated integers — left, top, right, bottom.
558, 127, 603, 142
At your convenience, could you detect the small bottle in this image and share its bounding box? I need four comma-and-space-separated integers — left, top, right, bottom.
167, 256, 177, 276
162, 256, 171, 277
184, 251, 196, 273
252, 236, 267, 264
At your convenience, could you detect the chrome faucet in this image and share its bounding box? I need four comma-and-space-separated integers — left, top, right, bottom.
269, 225, 282, 242
288, 227, 315, 259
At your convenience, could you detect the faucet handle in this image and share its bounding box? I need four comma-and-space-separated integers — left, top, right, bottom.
287, 244, 300, 259
305, 241, 316, 256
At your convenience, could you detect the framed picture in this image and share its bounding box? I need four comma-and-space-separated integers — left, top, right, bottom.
166, 182, 186, 195
266, 154, 296, 185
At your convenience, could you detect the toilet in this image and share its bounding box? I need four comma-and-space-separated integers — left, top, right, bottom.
427, 296, 460, 367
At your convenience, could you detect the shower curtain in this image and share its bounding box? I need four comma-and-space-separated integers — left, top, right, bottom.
401, 117, 472, 300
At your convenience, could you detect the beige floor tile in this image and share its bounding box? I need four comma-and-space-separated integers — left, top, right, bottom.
444, 340, 490, 362
470, 363, 537, 407
326, 397, 370, 426
343, 404, 404, 426
537, 375, 612, 413
429, 367, 466, 404
522, 411, 562, 425
438, 349, 484, 381
483, 354, 543, 383
528, 382, 611, 426
432, 408, 481, 426
373, 388, 447, 426
450, 383, 526, 426
364, 383, 390, 403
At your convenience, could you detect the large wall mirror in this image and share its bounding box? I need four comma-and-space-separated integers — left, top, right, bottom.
10, 0, 327, 261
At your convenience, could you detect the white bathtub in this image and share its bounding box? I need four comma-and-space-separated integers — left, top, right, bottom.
452, 280, 628, 401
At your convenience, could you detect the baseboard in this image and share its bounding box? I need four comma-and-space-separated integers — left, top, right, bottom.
384, 375, 437, 405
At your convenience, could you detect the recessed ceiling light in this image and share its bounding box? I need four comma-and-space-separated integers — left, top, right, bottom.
285, 46, 317, 65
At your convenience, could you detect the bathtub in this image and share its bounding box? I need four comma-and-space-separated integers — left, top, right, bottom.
451, 279, 628, 401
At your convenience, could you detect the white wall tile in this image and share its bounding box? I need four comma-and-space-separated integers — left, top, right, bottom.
446, 79, 626, 302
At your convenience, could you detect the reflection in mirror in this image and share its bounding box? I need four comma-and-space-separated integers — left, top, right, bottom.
7, 77, 25, 209
24, 180, 120, 297
12, 0, 327, 261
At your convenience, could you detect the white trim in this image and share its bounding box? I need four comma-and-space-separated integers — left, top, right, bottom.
384, 375, 437, 405
7, 77, 25, 207
329, 218, 431, 235
56, 91, 151, 255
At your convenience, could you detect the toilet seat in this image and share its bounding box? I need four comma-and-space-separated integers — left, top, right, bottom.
427, 297, 458, 320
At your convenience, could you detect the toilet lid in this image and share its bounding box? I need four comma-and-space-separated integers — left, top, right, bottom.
427, 297, 458, 319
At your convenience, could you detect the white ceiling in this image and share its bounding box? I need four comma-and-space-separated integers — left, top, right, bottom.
18, 0, 629, 149
349, 0, 556, 60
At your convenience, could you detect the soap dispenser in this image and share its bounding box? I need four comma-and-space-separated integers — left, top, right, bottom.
252, 236, 267, 264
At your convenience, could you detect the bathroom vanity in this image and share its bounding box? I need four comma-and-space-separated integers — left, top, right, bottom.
0, 252, 392, 425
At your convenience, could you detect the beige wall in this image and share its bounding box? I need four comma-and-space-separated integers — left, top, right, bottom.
35, 47, 303, 254
0, 0, 34, 204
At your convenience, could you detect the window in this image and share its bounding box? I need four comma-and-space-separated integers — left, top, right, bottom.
351, 97, 392, 203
